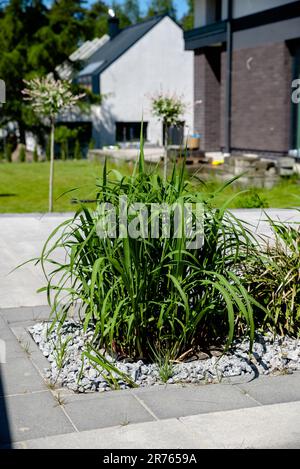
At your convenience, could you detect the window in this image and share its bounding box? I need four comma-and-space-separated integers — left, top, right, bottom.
116, 122, 148, 142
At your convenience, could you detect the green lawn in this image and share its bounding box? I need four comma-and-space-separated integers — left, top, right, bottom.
0, 160, 132, 213
200, 176, 300, 209
0, 160, 299, 212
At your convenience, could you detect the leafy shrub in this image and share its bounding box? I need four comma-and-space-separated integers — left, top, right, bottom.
33, 145, 39, 162
37, 136, 263, 361
235, 189, 269, 209
244, 216, 300, 336
18, 144, 26, 163
88, 139, 96, 151
5, 143, 12, 162
74, 140, 82, 160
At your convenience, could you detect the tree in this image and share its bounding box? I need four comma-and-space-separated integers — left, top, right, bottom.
29, 0, 87, 74
181, 0, 194, 30
123, 0, 141, 24
146, 0, 177, 20
82, 1, 109, 39
83, 0, 135, 39
151, 93, 185, 181
0, 0, 47, 142
22, 77, 85, 212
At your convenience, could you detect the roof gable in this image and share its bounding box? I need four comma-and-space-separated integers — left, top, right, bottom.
78, 14, 176, 78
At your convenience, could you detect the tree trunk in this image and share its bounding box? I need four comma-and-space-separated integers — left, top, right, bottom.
163, 123, 169, 182
49, 121, 55, 213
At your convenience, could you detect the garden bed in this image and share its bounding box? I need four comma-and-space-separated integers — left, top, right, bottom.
29, 321, 300, 393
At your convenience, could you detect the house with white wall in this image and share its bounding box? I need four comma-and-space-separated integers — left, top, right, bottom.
71, 13, 194, 149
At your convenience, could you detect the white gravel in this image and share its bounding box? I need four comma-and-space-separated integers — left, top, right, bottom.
29, 321, 300, 393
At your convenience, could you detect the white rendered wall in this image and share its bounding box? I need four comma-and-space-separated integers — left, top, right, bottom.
92, 17, 194, 147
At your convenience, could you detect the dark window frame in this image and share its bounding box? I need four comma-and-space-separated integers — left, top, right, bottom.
116, 122, 148, 142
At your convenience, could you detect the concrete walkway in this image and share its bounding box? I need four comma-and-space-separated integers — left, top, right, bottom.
0, 210, 299, 309
1, 306, 300, 449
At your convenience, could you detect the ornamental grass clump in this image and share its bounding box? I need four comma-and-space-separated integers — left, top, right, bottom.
244, 215, 300, 336
36, 133, 263, 361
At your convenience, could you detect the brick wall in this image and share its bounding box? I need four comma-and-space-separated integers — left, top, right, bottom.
220, 41, 292, 154
194, 48, 221, 151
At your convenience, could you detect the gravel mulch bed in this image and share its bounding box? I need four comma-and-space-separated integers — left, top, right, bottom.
29, 321, 300, 393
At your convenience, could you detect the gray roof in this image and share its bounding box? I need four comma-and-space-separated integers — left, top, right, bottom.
78, 15, 167, 78
78, 60, 105, 77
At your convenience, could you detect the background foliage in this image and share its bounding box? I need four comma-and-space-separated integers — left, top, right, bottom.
0, 0, 193, 145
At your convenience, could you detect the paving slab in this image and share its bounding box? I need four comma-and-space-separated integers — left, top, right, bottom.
0, 391, 75, 446
9, 325, 51, 371
0, 213, 70, 308
15, 418, 201, 449
180, 401, 300, 449
132, 383, 259, 419
63, 393, 155, 432
0, 358, 45, 396
0, 306, 50, 324
14, 401, 300, 449
237, 373, 300, 405
0, 315, 28, 360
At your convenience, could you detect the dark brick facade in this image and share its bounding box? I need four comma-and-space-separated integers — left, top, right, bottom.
194, 48, 221, 152
195, 41, 293, 155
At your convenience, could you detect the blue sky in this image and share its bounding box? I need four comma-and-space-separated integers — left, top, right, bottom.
137, 1, 189, 17
86, 1, 189, 18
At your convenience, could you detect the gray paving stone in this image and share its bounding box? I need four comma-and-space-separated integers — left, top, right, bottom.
0, 306, 50, 324
16, 401, 300, 449
237, 373, 300, 405
0, 315, 16, 340
55, 387, 135, 403
0, 391, 75, 446
1, 338, 28, 362
1, 321, 41, 364
180, 401, 300, 449
133, 383, 258, 419
64, 393, 155, 431
0, 357, 45, 396
10, 325, 41, 355
14, 418, 201, 449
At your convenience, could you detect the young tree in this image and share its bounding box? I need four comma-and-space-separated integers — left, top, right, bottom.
151, 93, 185, 181
22, 77, 85, 212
